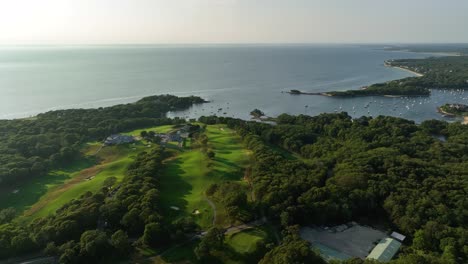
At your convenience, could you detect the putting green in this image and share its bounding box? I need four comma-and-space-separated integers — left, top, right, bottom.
226, 227, 269, 254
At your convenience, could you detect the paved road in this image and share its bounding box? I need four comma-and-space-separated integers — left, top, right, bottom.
0, 256, 56, 264
19, 257, 56, 264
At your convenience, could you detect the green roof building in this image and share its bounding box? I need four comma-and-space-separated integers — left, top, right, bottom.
366, 238, 402, 262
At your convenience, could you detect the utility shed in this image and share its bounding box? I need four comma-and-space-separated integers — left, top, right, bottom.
367, 238, 401, 262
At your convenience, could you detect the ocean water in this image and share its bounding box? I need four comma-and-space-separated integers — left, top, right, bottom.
0, 45, 466, 123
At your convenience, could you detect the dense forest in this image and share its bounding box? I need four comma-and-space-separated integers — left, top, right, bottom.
199, 113, 468, 264
0, 95, 205, 188
0, 95, 467, 263
327, 55, 468, 96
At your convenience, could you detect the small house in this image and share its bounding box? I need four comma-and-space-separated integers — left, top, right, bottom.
104, 134, 135, 146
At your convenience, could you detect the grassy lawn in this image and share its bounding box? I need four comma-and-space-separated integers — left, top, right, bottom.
159, 124, 251, 229
123, 125, 175, 136
158, 226, 274, 264
159, 150, 213, 228
205, 125, 252, 225
22, 141, 150, 220
0, 158, 95, 213
158, 240, 199, 264
226, 227, 270, 254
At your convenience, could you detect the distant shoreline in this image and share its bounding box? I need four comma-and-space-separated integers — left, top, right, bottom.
382, 48, 464, 57
284, 60, 427, 98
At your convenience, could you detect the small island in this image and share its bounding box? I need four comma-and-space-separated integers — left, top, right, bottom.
289, 89, 301, 94
250, 109, 276, 122
437, 103, 468, 117
285, 89, 328, 96
250, 108, 265, 118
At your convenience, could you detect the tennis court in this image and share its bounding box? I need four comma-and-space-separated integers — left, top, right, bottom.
300, 223, 388, 260
311, 242, 352, 261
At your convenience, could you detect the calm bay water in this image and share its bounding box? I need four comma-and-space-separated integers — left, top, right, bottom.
0, 45, 466, 122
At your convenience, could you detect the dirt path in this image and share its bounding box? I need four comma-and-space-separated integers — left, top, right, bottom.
244, 165, 255, 201
204, 197, 217, 226
224, 217, 267, 234
93, 144, 104, 155
23, 165, 103, 217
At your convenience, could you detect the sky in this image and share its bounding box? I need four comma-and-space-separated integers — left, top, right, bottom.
0, 0, 467, 45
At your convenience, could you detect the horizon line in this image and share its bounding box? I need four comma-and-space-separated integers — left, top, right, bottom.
0, 42, 468, 47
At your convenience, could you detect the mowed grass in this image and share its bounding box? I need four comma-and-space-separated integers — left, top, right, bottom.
226, 227, 270, 254
159, 124, 250, 229
23, 141, 150, 219
159, 150, 213, 228
0, 158, 94, 213
159, 227, 273, 264
205, 125, 252, 225
122, 125, 175, 136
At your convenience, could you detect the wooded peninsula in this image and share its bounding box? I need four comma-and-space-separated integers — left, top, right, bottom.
302, 56, 468, 97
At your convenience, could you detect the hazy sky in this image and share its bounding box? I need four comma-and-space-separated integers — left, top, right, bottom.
1, 0, 467, 45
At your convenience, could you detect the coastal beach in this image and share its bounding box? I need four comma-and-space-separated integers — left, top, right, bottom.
437, 106, 468, 124
437, 107, 456, 117
387, 65, 424, 77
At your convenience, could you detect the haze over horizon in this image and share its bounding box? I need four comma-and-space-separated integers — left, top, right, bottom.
0, 0, 467, 45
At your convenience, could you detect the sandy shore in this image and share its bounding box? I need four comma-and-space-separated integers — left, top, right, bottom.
437, 107, 456, 117
387, 65, 424, 77
437, 107, 468, 124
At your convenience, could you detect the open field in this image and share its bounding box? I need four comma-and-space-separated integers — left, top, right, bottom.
159, 124, 251, 229
22, 141, 151, 219
0, 158, 95, 213
122, 125, 176, 136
